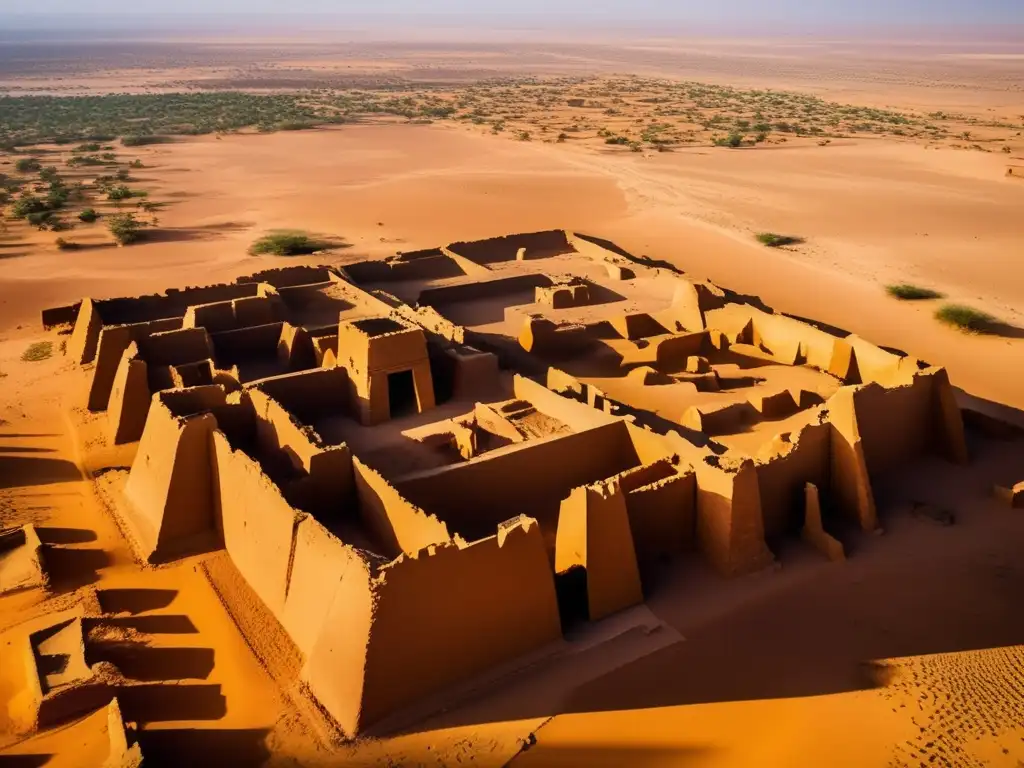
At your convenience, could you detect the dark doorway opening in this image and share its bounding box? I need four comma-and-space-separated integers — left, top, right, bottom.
555, 566, 590, 632
387, 370, 418, 419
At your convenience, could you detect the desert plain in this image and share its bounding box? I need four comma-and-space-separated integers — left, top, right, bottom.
0, 23, 1023, 768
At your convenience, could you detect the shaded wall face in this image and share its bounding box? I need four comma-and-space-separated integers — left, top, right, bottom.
123, 404, 218, 561
755, 423, 830, 537
352, 458, 450, 558
87, 319, 183, 411
211, 323, 285, 364
212, 432, 302, 617
447, 230, 574, 264
358, 524, 562, 729
397, 422, 641, 541
251, 368, 351, 426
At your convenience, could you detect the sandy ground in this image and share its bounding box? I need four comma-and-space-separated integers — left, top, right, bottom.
2, 35, 1024, 767
2, 120, 1022, 408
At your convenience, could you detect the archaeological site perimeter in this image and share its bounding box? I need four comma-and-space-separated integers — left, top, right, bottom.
6, 229, 1002, 757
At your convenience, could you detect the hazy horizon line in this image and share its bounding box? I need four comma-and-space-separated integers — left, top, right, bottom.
2, 13, 1023, 43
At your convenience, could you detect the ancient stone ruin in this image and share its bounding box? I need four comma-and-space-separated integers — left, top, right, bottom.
40, 230, 970, 737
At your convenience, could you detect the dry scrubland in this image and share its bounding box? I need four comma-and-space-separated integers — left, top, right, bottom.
1, 34, 1024, 768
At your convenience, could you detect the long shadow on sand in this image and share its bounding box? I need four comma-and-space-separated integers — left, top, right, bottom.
136, 728, 271, 768
97, 587, 178, 614
0, 455, 81, 489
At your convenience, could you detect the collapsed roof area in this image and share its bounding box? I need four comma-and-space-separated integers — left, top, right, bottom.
41, 230, 969, 738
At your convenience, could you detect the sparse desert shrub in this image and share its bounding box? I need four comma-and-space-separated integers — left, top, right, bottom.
107, 212, 146, 246
78, 208, 99, 223
26, 210, 53, 227
248, 230, 330, 256
15, 157, 41, 173
629, 141, 643, 152
121, 135, 173, 147
12, 194, 48, 219
106, 185, 135, 202
557, 132, 568, 142
517, 131, 532, 141
886, 284, 944, 301
934, 303, 997, 333
755, 232, 804, 247
605, 135, 630, 146
720, 132, 745, 148
21, 341, 53, 362
130, 159, 144, 168
55, 237, 81, 250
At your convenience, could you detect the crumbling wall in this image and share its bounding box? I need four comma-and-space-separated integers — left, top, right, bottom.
652, 280, 706, 333
281, 517, 368, 655
183, 295, 283, 334
107, 344, 150, 445
397, 422, 640, 539
829, 368, 968, 487
250, 367, 350, 424
693, 457, 774, 575
87, 319, 182, 411
844, 335, 913, 384
123, 388, 225, 561
42, 302, 81, 331
418, 274, 552, 308
445, 230, 576, 264
614, 460, 696, 561
212, 430, 304, 617
66, 285, 260, 364
345, 253, 467, 283
237, 265, 338, 287
352, 457, 451, 557
304, 516, 562, 735
106, 328, 215, 443
516, 374, 619, 432
247, 388, 354, 515
555, 480, 644, 619
754, 420, 831, 537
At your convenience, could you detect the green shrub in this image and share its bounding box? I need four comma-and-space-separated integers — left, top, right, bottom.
107, 185, 133, 201
11, 194, 48, 219
15, 157, 41, 173
886, 283, 944, 301
713, 132, 745, 148
121, 135, 173, 147
934, 303, 997, 333
21, 341, 53, 362
248, 230, 331, 256
755, 232, 804, 247
107, 212, 146, 245
78, 208, 99, 223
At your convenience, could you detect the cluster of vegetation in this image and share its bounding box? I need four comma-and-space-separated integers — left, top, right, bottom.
755, 232, 804, 248
21, 341, 53, 362
934, 304, 997, 333
886, 283, 945, 301
0, 92, 350, 147
107, 212, 148, 246
248, 230, 333, 256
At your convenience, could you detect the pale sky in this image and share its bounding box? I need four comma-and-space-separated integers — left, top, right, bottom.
3, 0, 1023, 25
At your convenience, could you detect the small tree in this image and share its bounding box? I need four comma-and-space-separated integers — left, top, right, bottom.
11, 194, 48, 219
15, 157, 41, 174
107, 212, 146, 246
